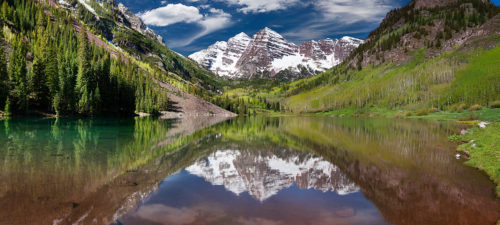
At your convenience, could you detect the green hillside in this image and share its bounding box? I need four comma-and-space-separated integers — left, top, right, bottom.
0, 0, 229, 117
281, 41, 500, 114
245, 0, 500, 118
62, 0, 226, 93
0, 0, 172, 116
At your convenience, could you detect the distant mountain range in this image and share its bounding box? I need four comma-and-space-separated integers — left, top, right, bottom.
189, 28, 363, 79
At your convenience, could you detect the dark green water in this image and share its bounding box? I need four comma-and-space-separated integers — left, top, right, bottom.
0, 116, 498, 225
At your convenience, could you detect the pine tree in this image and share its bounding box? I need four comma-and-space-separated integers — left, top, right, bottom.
4, 97, 10, 116
93, 86, 101, 114
31, 57, 49, 108
9, 42, 28, 114
0, 44, 8, 109
76, 26, 92, 115
97, 53, 111, 112
29, 25, 52, 110
45, 44, 59, 101
35, 6, 45, 28
1, 1, 9, 21
54, 50, 76, 115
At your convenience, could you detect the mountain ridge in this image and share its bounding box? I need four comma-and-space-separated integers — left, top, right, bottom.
189, 27, 362, 80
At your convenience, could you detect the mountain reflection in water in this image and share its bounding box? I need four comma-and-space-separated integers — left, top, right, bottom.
119, 150, 380, 225
186, 149, 358, 201
0, 116, 498, 225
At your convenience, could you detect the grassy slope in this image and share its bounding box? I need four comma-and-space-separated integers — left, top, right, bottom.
282, 41, 500, 113
458, 123, 500, 196
314, 106, 500, 121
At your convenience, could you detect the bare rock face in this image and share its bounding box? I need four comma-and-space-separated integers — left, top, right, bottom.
413, 0, 489, 9
117, 3, 145, 31
117, 3, 163, 44
189, 27, 362, 79
57, 0, 164, 44
299, 37, 361, 63
350, 0, 498, 68
413, 0, 457, 9
333, 37, 363, 61
236, 27, 299, 77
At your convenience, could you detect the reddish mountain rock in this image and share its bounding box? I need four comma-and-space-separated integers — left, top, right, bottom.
190, 27, 362, 79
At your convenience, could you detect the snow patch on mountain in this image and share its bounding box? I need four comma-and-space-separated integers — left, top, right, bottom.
271, 54, 306, 71
78, 0, 99, 19
340, 36, 361, 45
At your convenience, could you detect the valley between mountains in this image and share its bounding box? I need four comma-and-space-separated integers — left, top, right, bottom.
0, 0, 498, 120
1, 0, 500, 224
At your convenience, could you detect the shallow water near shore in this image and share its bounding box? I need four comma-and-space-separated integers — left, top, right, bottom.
0, 116, 498, 225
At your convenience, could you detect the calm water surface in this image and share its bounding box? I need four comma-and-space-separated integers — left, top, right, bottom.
0, 116, 498, 225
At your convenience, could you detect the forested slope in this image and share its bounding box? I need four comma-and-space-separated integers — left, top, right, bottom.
0, 0, 232, 117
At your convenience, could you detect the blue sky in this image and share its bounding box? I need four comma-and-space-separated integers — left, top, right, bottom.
117, 0, 500, 55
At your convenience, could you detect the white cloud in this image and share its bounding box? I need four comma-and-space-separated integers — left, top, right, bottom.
208, 8, 225, 14
283, 23, 375, 41
139, 4, 203, 26
160, 0, 167, 5
217, 0, 302, 13
283, 0, 400, 41
139, 4, 233, 47
169, 8, 233, 47
213, 0, 394, 16
314, 0, 395, 24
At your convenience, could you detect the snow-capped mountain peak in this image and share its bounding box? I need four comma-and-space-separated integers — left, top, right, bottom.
260, 27, 286, 39
189, 28, 362, 79
189, 32, 252, 77
340, 36, 361, 44
232, 32, 251, 40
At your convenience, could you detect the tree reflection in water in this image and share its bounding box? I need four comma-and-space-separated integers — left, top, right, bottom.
0, 116, 498, 225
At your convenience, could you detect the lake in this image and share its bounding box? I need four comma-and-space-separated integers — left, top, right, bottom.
0, 116, 498, 225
